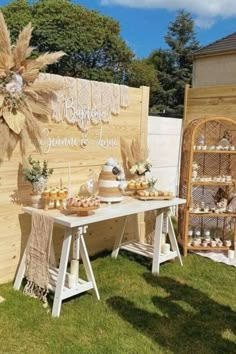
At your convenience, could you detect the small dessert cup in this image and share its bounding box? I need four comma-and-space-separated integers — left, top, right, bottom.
217, 240, 223, 247
202, 241, 208, 247
187, 238, 193, 247
192, 239, 199, 247
210, 240, 216, 247
188, 229, 193, 237
224, 240, 232, 247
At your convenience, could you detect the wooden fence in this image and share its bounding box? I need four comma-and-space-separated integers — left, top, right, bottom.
184, 84, 236, 126
0, 75, 149, 284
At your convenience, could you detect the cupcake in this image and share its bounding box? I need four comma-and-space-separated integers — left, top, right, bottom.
58, 189, 64, 198
141, 181, 148, 188
82, 200, 88, 208
50, 188, 57, 198
95, 197, 100, 207
76, 198, 82, 207
66, 197, 74, 207
128, 181, 135, 189
63, 187, 68, 198
42, 187, 50, 198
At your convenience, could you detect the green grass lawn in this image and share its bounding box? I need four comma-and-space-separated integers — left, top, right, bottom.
0, 252, 235, 354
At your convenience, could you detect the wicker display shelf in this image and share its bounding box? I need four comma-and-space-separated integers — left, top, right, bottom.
193, 150, 236, 154
191, 181, 235, 186
187, 245, 229, 251
179, 116, 236, 256
189, 212, 236, 217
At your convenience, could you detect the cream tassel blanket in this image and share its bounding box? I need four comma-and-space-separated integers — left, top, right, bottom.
24, 212, 54, 305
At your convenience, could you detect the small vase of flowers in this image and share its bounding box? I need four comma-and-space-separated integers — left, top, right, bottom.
148, 177, 158, 191
22, 156, 53, 208
129, 159, 152, 178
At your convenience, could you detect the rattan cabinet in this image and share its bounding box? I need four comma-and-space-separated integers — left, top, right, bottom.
179, 117, 236, 256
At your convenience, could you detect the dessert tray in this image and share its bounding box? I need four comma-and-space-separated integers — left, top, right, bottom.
136, 190, 174, 201
66, 205, 99, 216
65, 196, 100, 216
42, 188, 68, 210
126, 179, 149, 190
137, 195, 175, 201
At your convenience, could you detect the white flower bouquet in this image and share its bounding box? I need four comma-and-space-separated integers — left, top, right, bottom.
130, 159, 152, 176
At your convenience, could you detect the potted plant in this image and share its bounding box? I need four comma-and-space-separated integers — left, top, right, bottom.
22, 156, 53, 207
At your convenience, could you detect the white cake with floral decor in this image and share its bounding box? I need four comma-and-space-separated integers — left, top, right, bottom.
98, 158, 126, 203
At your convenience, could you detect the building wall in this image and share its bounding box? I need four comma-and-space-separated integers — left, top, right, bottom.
193, 53, 236, 87
148, 116, 182, 195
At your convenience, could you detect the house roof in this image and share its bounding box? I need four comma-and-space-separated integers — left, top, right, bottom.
193, 32, 236, 58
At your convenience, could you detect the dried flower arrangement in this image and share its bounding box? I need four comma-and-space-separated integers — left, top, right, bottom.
120, 136, 151, 178
0, 12, 65, 162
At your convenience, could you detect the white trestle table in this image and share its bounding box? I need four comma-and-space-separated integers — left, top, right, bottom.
13, 197, 186, 317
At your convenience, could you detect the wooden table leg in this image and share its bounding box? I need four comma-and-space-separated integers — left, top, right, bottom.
152, 211, 163, 276
70, 229, 80, 280
80, 234, 100, 300
13, 248, 27, 290
13, 237, 31, 290
111, 216, 128, 259
168, 214, 183, 266
52, 228, 72, 317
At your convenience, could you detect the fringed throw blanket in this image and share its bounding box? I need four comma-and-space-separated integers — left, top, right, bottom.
24, 212, 54, 306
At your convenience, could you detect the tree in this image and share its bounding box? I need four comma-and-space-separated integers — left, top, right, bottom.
1, 0, 32, 42
126, 59, 159, 97
149, 10, 199, 116
148, 49, 175, 114
1, 0, 134, 82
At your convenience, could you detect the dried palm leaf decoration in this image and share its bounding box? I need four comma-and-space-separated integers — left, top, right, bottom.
0, 12, 65, 162
120, 136, 148, 179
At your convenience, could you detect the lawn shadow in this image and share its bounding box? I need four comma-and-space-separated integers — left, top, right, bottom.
118, 250, 152, 270
107, 275, 236, 354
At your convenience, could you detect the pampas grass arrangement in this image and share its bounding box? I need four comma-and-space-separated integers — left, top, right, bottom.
120, 136, 149, 179
0, 12, 65, 162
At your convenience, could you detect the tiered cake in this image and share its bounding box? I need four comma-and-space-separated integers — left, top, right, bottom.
98, 164, 123, 203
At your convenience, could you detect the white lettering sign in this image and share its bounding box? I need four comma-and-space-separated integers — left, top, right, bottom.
40, 127, 118, 153
53, 97, 110, 132
97, 126, 119, 149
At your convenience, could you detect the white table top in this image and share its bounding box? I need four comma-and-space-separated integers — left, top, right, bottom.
22, 197, 186, 229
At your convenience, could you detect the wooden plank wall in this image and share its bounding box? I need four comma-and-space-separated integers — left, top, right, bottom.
184, 84, 236, 126
0, 77, 149, 284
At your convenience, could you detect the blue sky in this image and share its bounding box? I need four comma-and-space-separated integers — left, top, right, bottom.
1, 0, 236, 58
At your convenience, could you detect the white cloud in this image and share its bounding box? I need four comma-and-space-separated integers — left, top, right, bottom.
101, 0, 236, 28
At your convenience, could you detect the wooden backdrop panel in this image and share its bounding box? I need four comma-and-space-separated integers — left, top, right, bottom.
0, 79, 149, 284
184, 84, 236, 126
